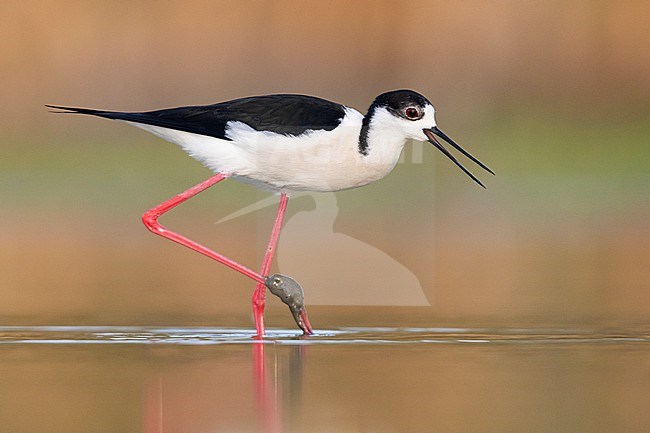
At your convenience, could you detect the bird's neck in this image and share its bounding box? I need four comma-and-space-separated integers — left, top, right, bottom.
357, 107, 408, 169
358, 109, 374, 156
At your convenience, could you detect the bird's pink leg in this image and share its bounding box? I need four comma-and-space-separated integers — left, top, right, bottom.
252, 193, 289, 337
141, 173, 266, 285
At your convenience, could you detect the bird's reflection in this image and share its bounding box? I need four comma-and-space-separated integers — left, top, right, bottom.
254, 342, 306, 433
142, 339, 306, 433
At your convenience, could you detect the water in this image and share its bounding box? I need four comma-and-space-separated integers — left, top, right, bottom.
1, 326, 648, 433
1, 325, 647, 345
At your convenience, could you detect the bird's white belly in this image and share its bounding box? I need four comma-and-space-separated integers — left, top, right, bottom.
227, 121, 401, 192
235, 154, 390, 192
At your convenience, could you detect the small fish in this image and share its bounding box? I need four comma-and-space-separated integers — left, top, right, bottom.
265, 274, 313, 335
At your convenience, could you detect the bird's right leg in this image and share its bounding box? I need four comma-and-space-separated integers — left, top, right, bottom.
141, 173, 266, 285
252, 193, 289, 337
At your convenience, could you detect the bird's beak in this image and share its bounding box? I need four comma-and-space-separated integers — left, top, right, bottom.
423, 126, 494, 188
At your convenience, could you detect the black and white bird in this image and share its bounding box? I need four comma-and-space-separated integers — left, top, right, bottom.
48, 90, 494, 336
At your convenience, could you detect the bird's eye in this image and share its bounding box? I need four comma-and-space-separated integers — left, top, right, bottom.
404, 107, 421, 120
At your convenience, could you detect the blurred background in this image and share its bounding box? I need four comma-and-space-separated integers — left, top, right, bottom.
1, 0, 648, 329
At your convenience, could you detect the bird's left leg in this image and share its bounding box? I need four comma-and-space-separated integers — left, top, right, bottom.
252, 193, 289, 337
141, 173, 266, 285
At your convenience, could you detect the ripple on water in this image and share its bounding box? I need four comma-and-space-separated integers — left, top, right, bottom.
0, 326, 648, 346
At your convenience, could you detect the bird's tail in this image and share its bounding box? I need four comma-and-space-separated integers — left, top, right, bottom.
45, 105, 135, 122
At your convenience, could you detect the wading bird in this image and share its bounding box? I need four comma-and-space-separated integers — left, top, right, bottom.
48, 89, 493, 336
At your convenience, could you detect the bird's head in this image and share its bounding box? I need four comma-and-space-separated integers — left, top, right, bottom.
370, 89, 494, 188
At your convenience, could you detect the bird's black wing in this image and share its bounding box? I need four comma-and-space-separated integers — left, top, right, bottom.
47, 94, 347, 140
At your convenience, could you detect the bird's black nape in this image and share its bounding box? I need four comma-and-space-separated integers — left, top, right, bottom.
372, 90, 431, 119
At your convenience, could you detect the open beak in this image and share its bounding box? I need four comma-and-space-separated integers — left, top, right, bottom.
423, 126, 494, 188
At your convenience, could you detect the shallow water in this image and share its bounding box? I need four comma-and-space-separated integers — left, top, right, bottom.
1, 325, 648, 345
1, 326, 648, 433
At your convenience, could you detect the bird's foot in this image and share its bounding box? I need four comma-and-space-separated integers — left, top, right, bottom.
265, 273, 313, 335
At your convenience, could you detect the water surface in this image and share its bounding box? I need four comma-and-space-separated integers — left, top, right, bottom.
1, 326, 648, 433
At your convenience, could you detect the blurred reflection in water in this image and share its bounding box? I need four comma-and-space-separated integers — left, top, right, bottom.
1, 327, 648, 433
141, 336, 308, 433
253, 343, 306, 433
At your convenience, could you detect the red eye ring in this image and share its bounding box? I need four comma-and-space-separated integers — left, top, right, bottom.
405, 107, 420, 120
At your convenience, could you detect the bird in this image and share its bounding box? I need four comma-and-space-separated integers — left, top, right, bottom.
47, 89, 494, 337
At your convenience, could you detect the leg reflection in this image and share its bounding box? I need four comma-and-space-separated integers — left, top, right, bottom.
282, 344, 306, 430
253, 342, 306, 433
